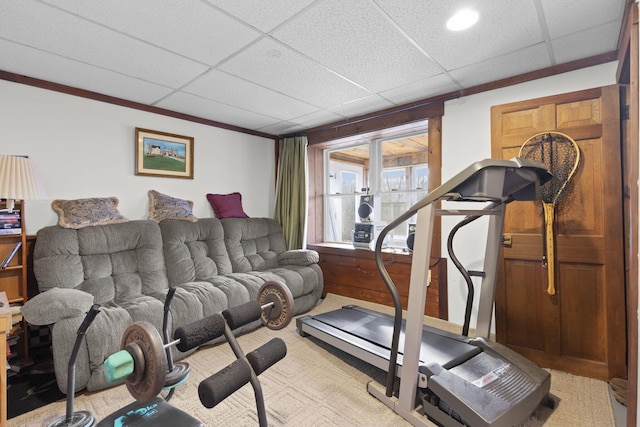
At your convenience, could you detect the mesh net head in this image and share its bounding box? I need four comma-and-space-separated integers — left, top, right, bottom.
519, 132, 579, 203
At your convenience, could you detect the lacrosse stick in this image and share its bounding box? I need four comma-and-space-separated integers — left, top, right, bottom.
519, 132, 580, 295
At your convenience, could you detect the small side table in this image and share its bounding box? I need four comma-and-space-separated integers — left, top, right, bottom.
0, 292, 11, 427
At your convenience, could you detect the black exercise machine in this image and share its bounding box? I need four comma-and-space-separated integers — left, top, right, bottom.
297, 158, 553, 427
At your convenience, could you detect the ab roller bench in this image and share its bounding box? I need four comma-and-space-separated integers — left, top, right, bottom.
47, 281, 295, 427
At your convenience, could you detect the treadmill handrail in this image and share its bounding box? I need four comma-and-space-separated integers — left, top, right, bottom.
373, 157, 550, 397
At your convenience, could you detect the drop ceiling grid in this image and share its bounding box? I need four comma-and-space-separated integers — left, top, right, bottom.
551, 21, 624, 64
0, 39, 175, 105
0, 0, 627, 134
219, 37, 372, 109
410, 1, 544, 71
449, 44, 552, 88
204, 0, 318, 33
39, 0, 264, 68
182, 69, 320, 120
540, 0, 625, 40
156, 91, 282, 130
378, 73, 461, 106
271, 0, 443, 93
0, 1, 208, 89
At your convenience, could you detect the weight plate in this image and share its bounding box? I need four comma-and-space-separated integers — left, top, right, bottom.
164, 361, 191, 388
124, 342, 146, 386
46, 411, 96, 427
121, 321, 167, 402
257, 281, 294, 330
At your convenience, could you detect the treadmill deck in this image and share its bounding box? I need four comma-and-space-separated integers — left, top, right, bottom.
297, 305, 481, 372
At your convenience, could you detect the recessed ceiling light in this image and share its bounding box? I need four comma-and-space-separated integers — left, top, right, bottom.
446, 9, 479, 31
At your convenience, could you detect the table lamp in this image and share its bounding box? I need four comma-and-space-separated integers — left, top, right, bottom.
0, 154, 48, 213
0, 154, 47, 268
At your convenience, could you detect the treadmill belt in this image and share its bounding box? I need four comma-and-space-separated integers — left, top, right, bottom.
310, 305, 481, 369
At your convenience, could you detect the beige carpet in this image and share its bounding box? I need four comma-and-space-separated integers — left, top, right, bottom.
10, 294, 615, 426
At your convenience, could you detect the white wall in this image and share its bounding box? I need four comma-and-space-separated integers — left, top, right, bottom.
441, 62, 619, 329
0, 80, 275, 234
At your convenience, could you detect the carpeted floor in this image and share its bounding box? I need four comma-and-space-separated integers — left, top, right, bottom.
8, 293, 615, 426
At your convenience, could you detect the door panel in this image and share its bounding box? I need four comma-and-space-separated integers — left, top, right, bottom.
491, 85, 625, 381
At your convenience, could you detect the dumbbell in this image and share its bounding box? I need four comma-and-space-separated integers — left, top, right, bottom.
225, 280, 295, 331
105, 314, 227, 402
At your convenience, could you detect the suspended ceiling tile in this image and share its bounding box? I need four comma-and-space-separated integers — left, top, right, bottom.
551, 22, 622, 64
183, 70, 319, 120
289, 109, 346, 129
156, 91, 280, 130
258, 121, 307, 135
272, 0, 442, 93
205, 0, 317, 33
219, 38, 371, 109
541, 0, 625, 40
0, 1, 208, 88
328, 95, 395, 118
376, 0, 543, 71
40, 0, 262, 67
448, 44, 552, 88
0, 39, 174, 104
379, 74, 462, 105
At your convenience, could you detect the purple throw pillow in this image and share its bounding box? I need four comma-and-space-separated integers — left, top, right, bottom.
206, 192, 249, 218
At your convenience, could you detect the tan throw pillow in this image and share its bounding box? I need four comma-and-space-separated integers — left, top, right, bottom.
148, 190, 197, 222
51, 197, 128, 229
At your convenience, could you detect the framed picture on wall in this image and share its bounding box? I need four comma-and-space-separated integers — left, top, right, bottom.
135, 128, 194, 179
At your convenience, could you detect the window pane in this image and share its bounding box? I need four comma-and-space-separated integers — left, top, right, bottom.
379, 192, 425, 247
328, 144, 370, 193
381, 134, 428, 190
323, 128, 429, 248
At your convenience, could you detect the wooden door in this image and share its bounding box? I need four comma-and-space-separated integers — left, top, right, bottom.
490, 85, 626, 381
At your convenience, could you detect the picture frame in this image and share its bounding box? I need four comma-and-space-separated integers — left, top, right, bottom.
135, 127, 194, 179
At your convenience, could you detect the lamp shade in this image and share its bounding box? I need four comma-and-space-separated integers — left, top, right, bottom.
0, 154, 48, 203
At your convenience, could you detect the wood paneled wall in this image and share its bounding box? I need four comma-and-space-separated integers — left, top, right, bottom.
309, 244, 448, 320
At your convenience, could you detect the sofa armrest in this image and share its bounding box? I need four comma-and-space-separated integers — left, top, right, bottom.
21, 287, 95, 325
277, 249, 319, 266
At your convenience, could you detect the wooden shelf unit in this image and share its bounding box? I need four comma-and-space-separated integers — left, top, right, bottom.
0, 200, 30, 368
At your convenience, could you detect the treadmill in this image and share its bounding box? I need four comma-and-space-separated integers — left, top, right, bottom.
297, 158, 553, 427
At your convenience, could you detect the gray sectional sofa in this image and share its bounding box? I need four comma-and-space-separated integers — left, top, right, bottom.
22, 217, 323, 394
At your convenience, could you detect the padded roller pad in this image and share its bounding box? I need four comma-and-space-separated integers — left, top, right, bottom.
246, 338, 287, 376
222, 301, 262, 330
174, 313, 226, 352
199, 358, 252, 408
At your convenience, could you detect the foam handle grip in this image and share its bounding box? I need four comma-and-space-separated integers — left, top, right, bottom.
174, 313, 226, 352
246, 337, 287, 376
104, 349, 134, 383
198, 358, 252, 408
222, 301, 262, 330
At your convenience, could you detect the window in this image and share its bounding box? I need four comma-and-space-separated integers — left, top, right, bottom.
323, 125, 429, 248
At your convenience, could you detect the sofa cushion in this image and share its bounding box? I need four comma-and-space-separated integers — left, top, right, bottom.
34, 220, 170, 303
22, 287, 95, 325
206, 192, 249, 219
148, 190, 197, 223
222, 218, 286, 273
160, 218, 234, 284
51, 197, 128, 229
278, 249, 319, 265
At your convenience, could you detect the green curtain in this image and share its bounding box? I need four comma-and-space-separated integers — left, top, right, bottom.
274, 136, 308, 250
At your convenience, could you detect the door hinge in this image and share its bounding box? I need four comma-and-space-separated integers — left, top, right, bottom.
622, 104, 630, 120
